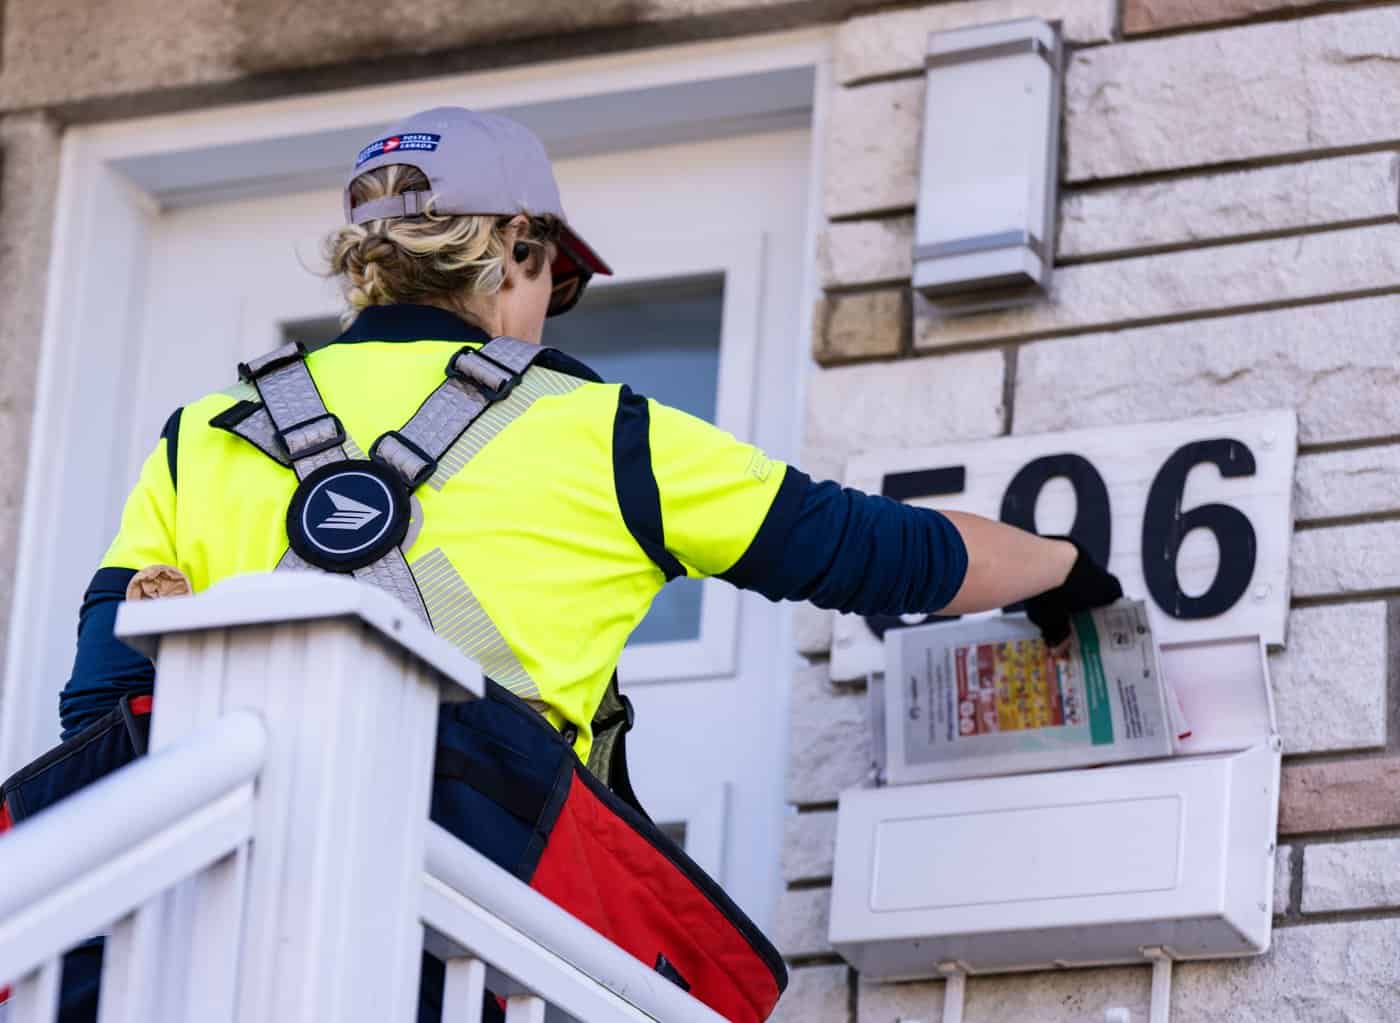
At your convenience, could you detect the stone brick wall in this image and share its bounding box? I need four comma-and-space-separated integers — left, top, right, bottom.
784, 1, 1400, 1020
3, 0, 1400, 1017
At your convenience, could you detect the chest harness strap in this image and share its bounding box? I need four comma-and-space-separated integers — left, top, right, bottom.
232, 337, 638, 790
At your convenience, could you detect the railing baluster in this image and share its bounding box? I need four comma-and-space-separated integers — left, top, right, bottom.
503, 993, 547, 1023
180, 844, 250, 1023
443, 957, 486, 1019
10, 956, 61, 1022
95, 912, 151, 1023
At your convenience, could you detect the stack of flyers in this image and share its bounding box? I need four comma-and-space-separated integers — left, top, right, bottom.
882, 600, 1186, 784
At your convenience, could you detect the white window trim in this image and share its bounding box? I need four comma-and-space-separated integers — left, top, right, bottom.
1, 27, 833, 773
604, 228, 764, 685
646, 783, 731, 883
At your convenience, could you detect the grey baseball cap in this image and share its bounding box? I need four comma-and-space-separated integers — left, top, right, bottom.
343, 106, 612, 279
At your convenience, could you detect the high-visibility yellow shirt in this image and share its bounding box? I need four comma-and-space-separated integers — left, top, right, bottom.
97, 304, 802, 760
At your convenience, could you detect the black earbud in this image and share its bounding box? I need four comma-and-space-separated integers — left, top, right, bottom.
512, 241, 531, 264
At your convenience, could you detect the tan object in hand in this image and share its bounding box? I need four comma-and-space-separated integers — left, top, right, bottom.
125, 564, 193, 601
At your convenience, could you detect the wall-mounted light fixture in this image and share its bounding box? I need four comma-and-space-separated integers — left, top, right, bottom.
913, 18, 1063, 316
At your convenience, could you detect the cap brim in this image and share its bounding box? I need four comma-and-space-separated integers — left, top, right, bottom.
554, 226, 612, 278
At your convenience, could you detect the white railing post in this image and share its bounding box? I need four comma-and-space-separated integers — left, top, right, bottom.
115, 574, 483, 1023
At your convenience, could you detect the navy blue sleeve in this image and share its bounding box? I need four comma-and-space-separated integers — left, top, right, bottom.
721, 468, 969, 615
58, 567, 155, 740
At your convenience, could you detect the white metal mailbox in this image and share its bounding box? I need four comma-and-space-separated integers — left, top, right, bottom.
829, 635, 1282, 979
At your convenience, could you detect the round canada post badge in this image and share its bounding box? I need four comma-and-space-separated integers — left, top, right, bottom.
286, 460, 411, 572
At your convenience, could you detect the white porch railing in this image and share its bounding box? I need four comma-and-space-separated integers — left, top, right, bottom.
0, 575, 730, 1023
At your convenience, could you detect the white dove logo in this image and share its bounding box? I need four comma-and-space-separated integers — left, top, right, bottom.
317, 490, 383, 531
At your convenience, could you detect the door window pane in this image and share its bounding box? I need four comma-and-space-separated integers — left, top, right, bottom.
549, 274, 724, 646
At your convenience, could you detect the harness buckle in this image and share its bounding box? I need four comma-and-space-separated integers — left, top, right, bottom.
370, 430, 439, 489
279, 412, 345, 460
447, 348, 521, 403
238, 341, 308, 383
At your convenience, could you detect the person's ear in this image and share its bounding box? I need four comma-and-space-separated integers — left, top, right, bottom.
501, 215, 534, 289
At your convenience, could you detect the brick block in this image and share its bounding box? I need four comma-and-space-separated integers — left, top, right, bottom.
835, 0, 1115, 85
1275, 844, 1293, 916
771, 965, 849, 1023
804, 350, 1004, 479
1269, 603, 1387, 755
1302, 837, 1400, 913
1059, 153, 1400, 260
782, 810, 837, 883
1279, 756, 1400, 835
795, 606, 833, 656
1172, 919, 1400, 1020
1123, 0, 1357, 35
787, 663, 870, 806
812, 289, 908, 364
1296, 445, 1400, 523
1066, 8, 1400, 181
917, 223, 1400, 350
824, 78, 924, 219
818, 216, 913, 290
773, 886, 832, 959
1292, 522, 1400, 599
857, 976, 945, 1023
1013, 295, 1400, 447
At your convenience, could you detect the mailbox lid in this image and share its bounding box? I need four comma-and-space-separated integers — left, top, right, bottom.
1161, 635, 1277, 756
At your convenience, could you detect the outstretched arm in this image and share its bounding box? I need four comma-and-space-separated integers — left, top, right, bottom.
620, 396, 1122, 638
726, 477, 1105, 623
937, 510, 1076, 614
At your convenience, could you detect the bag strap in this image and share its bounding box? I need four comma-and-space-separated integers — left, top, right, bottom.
237, 343, 348, 480
586, 673, 650, 821
211, 401, 290, 466
372, 337, 542, 489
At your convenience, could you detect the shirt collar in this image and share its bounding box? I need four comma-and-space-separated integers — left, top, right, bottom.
328, 303, 493, 345
325, 303, 604, 384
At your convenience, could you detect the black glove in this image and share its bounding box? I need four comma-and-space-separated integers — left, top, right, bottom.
1024, 537, 1123, 647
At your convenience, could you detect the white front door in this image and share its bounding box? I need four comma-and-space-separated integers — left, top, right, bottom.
23, 127, 810, 924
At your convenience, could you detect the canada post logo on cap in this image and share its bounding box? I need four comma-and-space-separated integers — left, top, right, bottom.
355, 133, 442, 169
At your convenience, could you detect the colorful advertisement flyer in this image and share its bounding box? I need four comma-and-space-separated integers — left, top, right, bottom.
883, 601, 1174, 784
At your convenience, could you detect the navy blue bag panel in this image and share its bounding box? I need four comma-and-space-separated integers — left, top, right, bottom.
1, 693, 151, 824
429, 681, 573, 880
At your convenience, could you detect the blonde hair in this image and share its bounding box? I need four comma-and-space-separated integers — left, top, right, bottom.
324, 164, 558, 326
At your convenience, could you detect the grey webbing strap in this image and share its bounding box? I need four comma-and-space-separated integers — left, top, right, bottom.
372, 337, 546, 489
240, 343, 346, 481
225, 406, 291, 466
278, 546, 430, 627
353, 547, 432, 621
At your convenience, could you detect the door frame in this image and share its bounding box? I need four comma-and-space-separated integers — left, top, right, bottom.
1, 28, 832, 797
